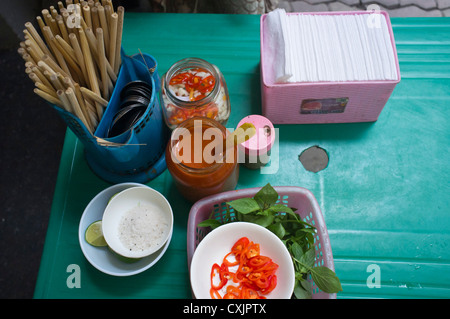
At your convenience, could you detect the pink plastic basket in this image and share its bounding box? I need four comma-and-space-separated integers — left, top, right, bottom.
187, 186, 336, 299
260, 11, 401, 124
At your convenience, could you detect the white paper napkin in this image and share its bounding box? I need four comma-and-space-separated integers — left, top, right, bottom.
263, 9, 292, 83
263, 10, 398, 83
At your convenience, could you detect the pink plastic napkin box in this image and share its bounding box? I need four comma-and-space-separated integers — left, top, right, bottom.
260, 11, 401, 124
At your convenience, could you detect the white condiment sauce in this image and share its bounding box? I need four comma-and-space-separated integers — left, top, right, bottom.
118, 203, 169, 252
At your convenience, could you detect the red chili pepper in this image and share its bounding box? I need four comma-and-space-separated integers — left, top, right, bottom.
204, 106, 218, 119
231, 237, 250, 257
168, 68, 216, 102
241, 286, 260, 299
255, 276, 271, 289
223, 251, 239, 267
245, 243, 260, 259
219, 263, 231, 282
209, 237, 278, 299
223, 285, 240, 299
247, 272, 260, 281
210, 287, 222, 299
189, 111, 204, 118
238, 264, 252, 274
260, 260, 279, 274
260, 275, 277, 295
168, 108, 187, 125
248, 256, 271, 269
210, 263, 228, 290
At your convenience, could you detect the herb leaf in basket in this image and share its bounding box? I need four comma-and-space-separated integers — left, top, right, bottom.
197, 183, 342, 297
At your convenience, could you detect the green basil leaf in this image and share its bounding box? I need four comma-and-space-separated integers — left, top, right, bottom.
293, 280, 312, 299
301, 278, 312, 294
295, 272, 306, 281
197, 219, 222, 229
298, 228, 316, 234
268, 222, 285, 239
241, 214, 274, 228
226, 198, 260, 215
311, 266, 343, 293
290, 241, 304, 260
256, 209, 271, 216
268, 204, 297, 216
299, 248, 315, 269
254, 183, 278, 208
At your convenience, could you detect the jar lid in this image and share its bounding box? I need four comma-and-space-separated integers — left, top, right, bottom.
237, 115, 275, 155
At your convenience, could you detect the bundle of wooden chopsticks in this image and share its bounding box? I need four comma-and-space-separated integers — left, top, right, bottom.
18, 0, 125, 135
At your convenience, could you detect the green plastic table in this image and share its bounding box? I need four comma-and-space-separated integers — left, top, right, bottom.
34, 13, 450, 299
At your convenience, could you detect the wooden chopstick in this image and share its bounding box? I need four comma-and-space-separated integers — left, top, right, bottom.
20, 2, 125, 135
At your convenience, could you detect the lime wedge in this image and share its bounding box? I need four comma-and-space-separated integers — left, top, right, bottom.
108, 193, 119, 205
228, 122, 256, 145
85, 220, 108, 247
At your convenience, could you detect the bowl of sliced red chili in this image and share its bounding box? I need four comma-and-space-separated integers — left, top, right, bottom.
189, 222, 295, 299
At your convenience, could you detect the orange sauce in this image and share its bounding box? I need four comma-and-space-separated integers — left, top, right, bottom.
166, 117, 239, 202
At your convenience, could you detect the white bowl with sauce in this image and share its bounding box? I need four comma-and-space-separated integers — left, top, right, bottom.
102, 186, 174, 259
79, 183, 173, 276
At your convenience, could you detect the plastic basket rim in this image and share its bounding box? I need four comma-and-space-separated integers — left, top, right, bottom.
186, 185, 336, 299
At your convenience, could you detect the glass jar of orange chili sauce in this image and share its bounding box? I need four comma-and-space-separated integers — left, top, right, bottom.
161, 58, 231, 129
165, 117, 239, 202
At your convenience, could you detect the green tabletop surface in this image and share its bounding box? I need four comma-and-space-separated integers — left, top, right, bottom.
34, 13, 450, 299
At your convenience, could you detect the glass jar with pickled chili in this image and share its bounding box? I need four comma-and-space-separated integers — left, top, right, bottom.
165, 117, 239, 202
161, 57, 231, 129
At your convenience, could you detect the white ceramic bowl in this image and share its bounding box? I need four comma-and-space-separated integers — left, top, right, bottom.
78, 183, 173, 276
190, 222, 295, 299
102, 186, 174, 259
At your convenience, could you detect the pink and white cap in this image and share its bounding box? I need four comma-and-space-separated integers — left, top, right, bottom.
237, 115, 275, 156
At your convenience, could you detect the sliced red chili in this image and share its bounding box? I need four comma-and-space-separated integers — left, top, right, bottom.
168, 108, 187, 125
231, 237, 249, 257
238, 264, 252, 274
209, 237, 278, 299
260, 261, 279, 274
224, 285, 241, 299
205, 105, 218, 119
245, 243, 260, 259
210, 287, 222, 299
168, 68, 215, 102
223, 251, 239, 267
255, 276, 270, 289
241, 286, 260, 299
247, 272, 261, 282
219, 263, 231, 281
248, 256, 271, 269
210, 263, 227, 290
223, 293, 237, 299
260, 275, 277, 295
